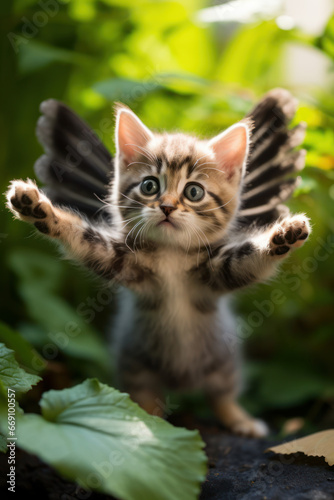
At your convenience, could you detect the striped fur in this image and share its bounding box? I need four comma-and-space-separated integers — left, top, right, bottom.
6, 90, 311, 437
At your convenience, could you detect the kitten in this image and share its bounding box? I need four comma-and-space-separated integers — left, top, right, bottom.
6, 98, 310, 437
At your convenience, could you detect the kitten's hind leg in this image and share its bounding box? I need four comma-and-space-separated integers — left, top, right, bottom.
119, 368, 165, 418
131, 389, 165, 418
211, 396, 269, 438
205, 370, 269, 438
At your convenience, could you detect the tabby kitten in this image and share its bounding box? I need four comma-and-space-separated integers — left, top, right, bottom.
6, 103, 310, 437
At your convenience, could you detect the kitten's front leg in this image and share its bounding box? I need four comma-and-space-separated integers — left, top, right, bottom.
210, 214, 311, 291
6, 179, 126, 280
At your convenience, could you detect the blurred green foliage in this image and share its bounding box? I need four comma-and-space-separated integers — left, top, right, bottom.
0, 0, 334, 430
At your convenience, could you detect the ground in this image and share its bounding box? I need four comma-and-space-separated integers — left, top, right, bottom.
0, 422, 333, 499
201, 430, 334, 500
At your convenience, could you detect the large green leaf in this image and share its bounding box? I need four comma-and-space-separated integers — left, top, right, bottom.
0, 343, 41, 393
0, 322, 46, 374
13, 379, 207, 500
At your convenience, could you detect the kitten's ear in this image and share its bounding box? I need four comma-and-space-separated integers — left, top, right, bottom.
115, 106, 153, 166
209, 122, 250, 181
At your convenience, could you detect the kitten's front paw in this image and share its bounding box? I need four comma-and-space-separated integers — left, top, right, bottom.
6, 179, 56, 234
269, 215, 310, 257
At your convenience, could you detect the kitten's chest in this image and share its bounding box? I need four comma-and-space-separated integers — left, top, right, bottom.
136, 248, 197, 294
133, 248, 213, 324
119, 248, 221, 380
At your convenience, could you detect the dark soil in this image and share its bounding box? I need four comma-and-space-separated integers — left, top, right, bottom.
1, 424, 333, 500
201, 431, 334, 500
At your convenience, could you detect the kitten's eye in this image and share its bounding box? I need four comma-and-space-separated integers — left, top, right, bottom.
141, 177, 160, 196
184, 183, 205, 202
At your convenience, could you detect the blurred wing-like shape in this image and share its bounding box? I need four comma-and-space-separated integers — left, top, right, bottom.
238, 88, 306, 227
34, 99, 112, 220
34, 89, 305, 226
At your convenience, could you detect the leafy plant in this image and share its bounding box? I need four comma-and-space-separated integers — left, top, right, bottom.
0, 339, 207, 499
8, 379, 207, 500
1, 0, 334, 497
0, 343, 41, 394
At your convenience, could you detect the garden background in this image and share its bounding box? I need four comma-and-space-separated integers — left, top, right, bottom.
0, 0, 334, 446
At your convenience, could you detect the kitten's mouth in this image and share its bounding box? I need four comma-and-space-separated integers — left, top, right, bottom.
158, 218, 175, 228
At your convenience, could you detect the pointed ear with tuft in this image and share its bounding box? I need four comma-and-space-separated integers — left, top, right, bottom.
208, 122, 250, 182
115, 106, 154, 167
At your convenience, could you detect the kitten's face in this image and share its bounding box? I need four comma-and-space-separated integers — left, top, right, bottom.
111, 107, 249, 250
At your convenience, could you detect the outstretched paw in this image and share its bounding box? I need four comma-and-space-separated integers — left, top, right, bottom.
270, 215, 310, 257
6, 179, 57, 234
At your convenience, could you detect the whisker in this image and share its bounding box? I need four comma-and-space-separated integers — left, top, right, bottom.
125, 144, 158, 163
125, 219, 145, 253
197, 216, 222, 225
201, 166, 226, 175
186, 220, 204, 266
194, 223, 212, 251
120, 214, 143, 231
136, 221, 147, 250
133, 218, 148, 250
180, 220, 192, 260
111, 205, 142, 210
195, 225, 213, 260
127, 161, 156, 170
94, 193, 143, 212
93, 204, 108, 216
197, 162, 216, 167
191, 153, 212, 171
94, 193, 109, 206
119, 192, 147, 207
199, 193, 238, 213
138, 220, 148, 249
188, 219, 213, 268
91, 194, 112, 215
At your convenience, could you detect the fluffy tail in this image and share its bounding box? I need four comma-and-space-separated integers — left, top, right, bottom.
34, 89, 306, 225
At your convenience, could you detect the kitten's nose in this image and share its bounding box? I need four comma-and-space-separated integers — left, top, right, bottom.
160, 204, 176, 217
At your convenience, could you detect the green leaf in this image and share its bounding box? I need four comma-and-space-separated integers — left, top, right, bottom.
0, 343, 41, 393
14, 379, 207, 500
93, 77, 162, 101
258, 362, 328, 408
0, 378, 24, 453
155, 72, 209, 95
216, 21, 288, 89
0, 322, 46, 374
8, 250, 110, 372
18, 42, 87, 75
316, 14, 334, 59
